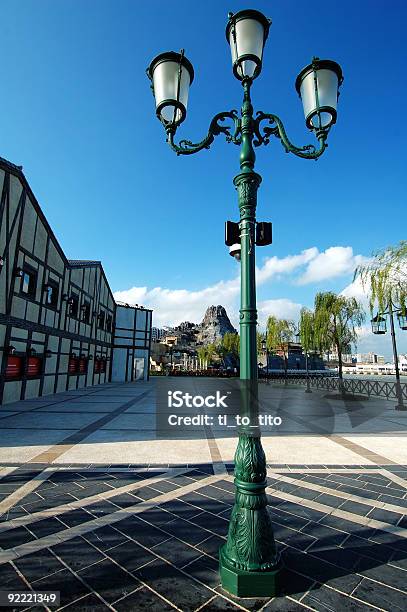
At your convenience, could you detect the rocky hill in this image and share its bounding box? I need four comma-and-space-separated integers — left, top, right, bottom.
196, 305, 237, 345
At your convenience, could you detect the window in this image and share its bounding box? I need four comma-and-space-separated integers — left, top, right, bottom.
106, 314, 112, 332
21, 267, 37, 298
81, 301, 91, 323
98, 311, 105, 329
45, 281, 59, 308
69, 295, 79, 318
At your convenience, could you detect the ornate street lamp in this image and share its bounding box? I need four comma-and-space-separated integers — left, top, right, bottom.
261, 335, 269, 382
397, 310, 407, 331
148, 8, 343, 597
371, 309, 405, 410
371, 314, 387, 335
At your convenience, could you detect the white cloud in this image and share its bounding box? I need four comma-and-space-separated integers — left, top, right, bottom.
297, 247, 368, 285
114, 277, 240, 328
256, 247, 318, 284
114, 244, 367, 329
257, 298, 303, 330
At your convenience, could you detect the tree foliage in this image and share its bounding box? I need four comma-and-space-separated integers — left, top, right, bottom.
299, 307, 317, 353
266, 316, 295, 353
354, 240, 407, 314
221, 332, 240, 359
313, 292, 365, 379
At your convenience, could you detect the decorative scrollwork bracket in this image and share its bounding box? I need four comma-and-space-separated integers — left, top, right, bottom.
253, 111, 329, 160
166, 110, 242, 155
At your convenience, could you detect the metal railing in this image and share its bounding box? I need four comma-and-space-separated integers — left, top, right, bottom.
260, 372, 407, 400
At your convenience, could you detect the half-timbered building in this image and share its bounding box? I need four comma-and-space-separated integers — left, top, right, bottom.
0, 157, 151, 405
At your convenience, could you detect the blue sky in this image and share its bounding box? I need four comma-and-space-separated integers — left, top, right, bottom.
1, 0, 406, 358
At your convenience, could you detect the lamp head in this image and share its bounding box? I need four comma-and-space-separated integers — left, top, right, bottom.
226, 9, 271, 81
295, 57, 343, 130
147, 50, 194, 128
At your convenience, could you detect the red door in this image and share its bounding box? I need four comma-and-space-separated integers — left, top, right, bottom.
79, 358, 87, 374
5, 356, 23, 379
27, 356, 42, 377
100, 359, 106, 373
94, 359, 100, 373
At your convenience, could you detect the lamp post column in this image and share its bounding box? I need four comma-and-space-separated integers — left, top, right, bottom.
389, 309, 405, 410
219, 79, 280, 597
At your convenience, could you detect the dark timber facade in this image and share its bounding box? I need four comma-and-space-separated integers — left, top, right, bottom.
0, 157, 152, 405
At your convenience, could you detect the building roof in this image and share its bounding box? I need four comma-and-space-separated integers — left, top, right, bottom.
68, 260, 103, 268
0, 155, 115, 304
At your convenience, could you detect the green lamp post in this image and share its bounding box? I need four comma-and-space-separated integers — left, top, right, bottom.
147, 8, 343, 597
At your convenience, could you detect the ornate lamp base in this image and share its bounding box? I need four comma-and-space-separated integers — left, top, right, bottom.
220, 545, 281, 597
219, 434, 281, 598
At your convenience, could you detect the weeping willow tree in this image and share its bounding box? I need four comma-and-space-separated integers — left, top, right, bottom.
314, 292, 365, 381
299, 307, 317, 392
266, 315, 296, 379
354, 240, 407, 314
299, 308, 316, 354
205, 343, 217, 367
221, 332, 240, 366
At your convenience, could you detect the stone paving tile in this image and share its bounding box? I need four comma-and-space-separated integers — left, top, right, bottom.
58, 508, 95, 527
115, 516, 172, 547
108, 492, 143, 509
214, 586, 270, 611
160, 499, 205, 520
0, 561, 31, 590
78, 558, 140, 604
367, 506, 404, 525
134, 557, 214, 611
34, 567, 90, 608
0, 525, 35, 549
1, 462, 407, 610
26, 517, 66, 538
14, 549, 64, 581
83, 525, 130, 551
302, 583, 379, 611
198, 595, 243, 610
106, 539, 156, 572
52, 536, 107, 571
114, 586, 177, 611
153, 536, 203, 568
195, 534, 226, 557
352, 577, 406, 611
188, 511, 229, 537
60, 593, 111, 611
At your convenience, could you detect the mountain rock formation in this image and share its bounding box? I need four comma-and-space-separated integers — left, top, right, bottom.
196, 305, 237, 345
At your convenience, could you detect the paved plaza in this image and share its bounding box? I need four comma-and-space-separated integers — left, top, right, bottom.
0, 379, 406, 610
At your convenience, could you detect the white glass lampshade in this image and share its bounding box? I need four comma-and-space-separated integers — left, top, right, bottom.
226, 10, 271, 80
295, 58, 343, 129
148, 51, 194, 126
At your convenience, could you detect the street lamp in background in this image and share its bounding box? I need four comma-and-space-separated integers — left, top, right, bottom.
261, 334, 269, 382
148, 8, 343, 597
166, 338, 175, 372
372, 305, 406, 410
295, 325, 312, 393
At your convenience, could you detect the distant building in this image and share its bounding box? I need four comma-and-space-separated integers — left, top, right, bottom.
0, 157, 152, 404
356, 352, 385, 365
151, 327, 165, 342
